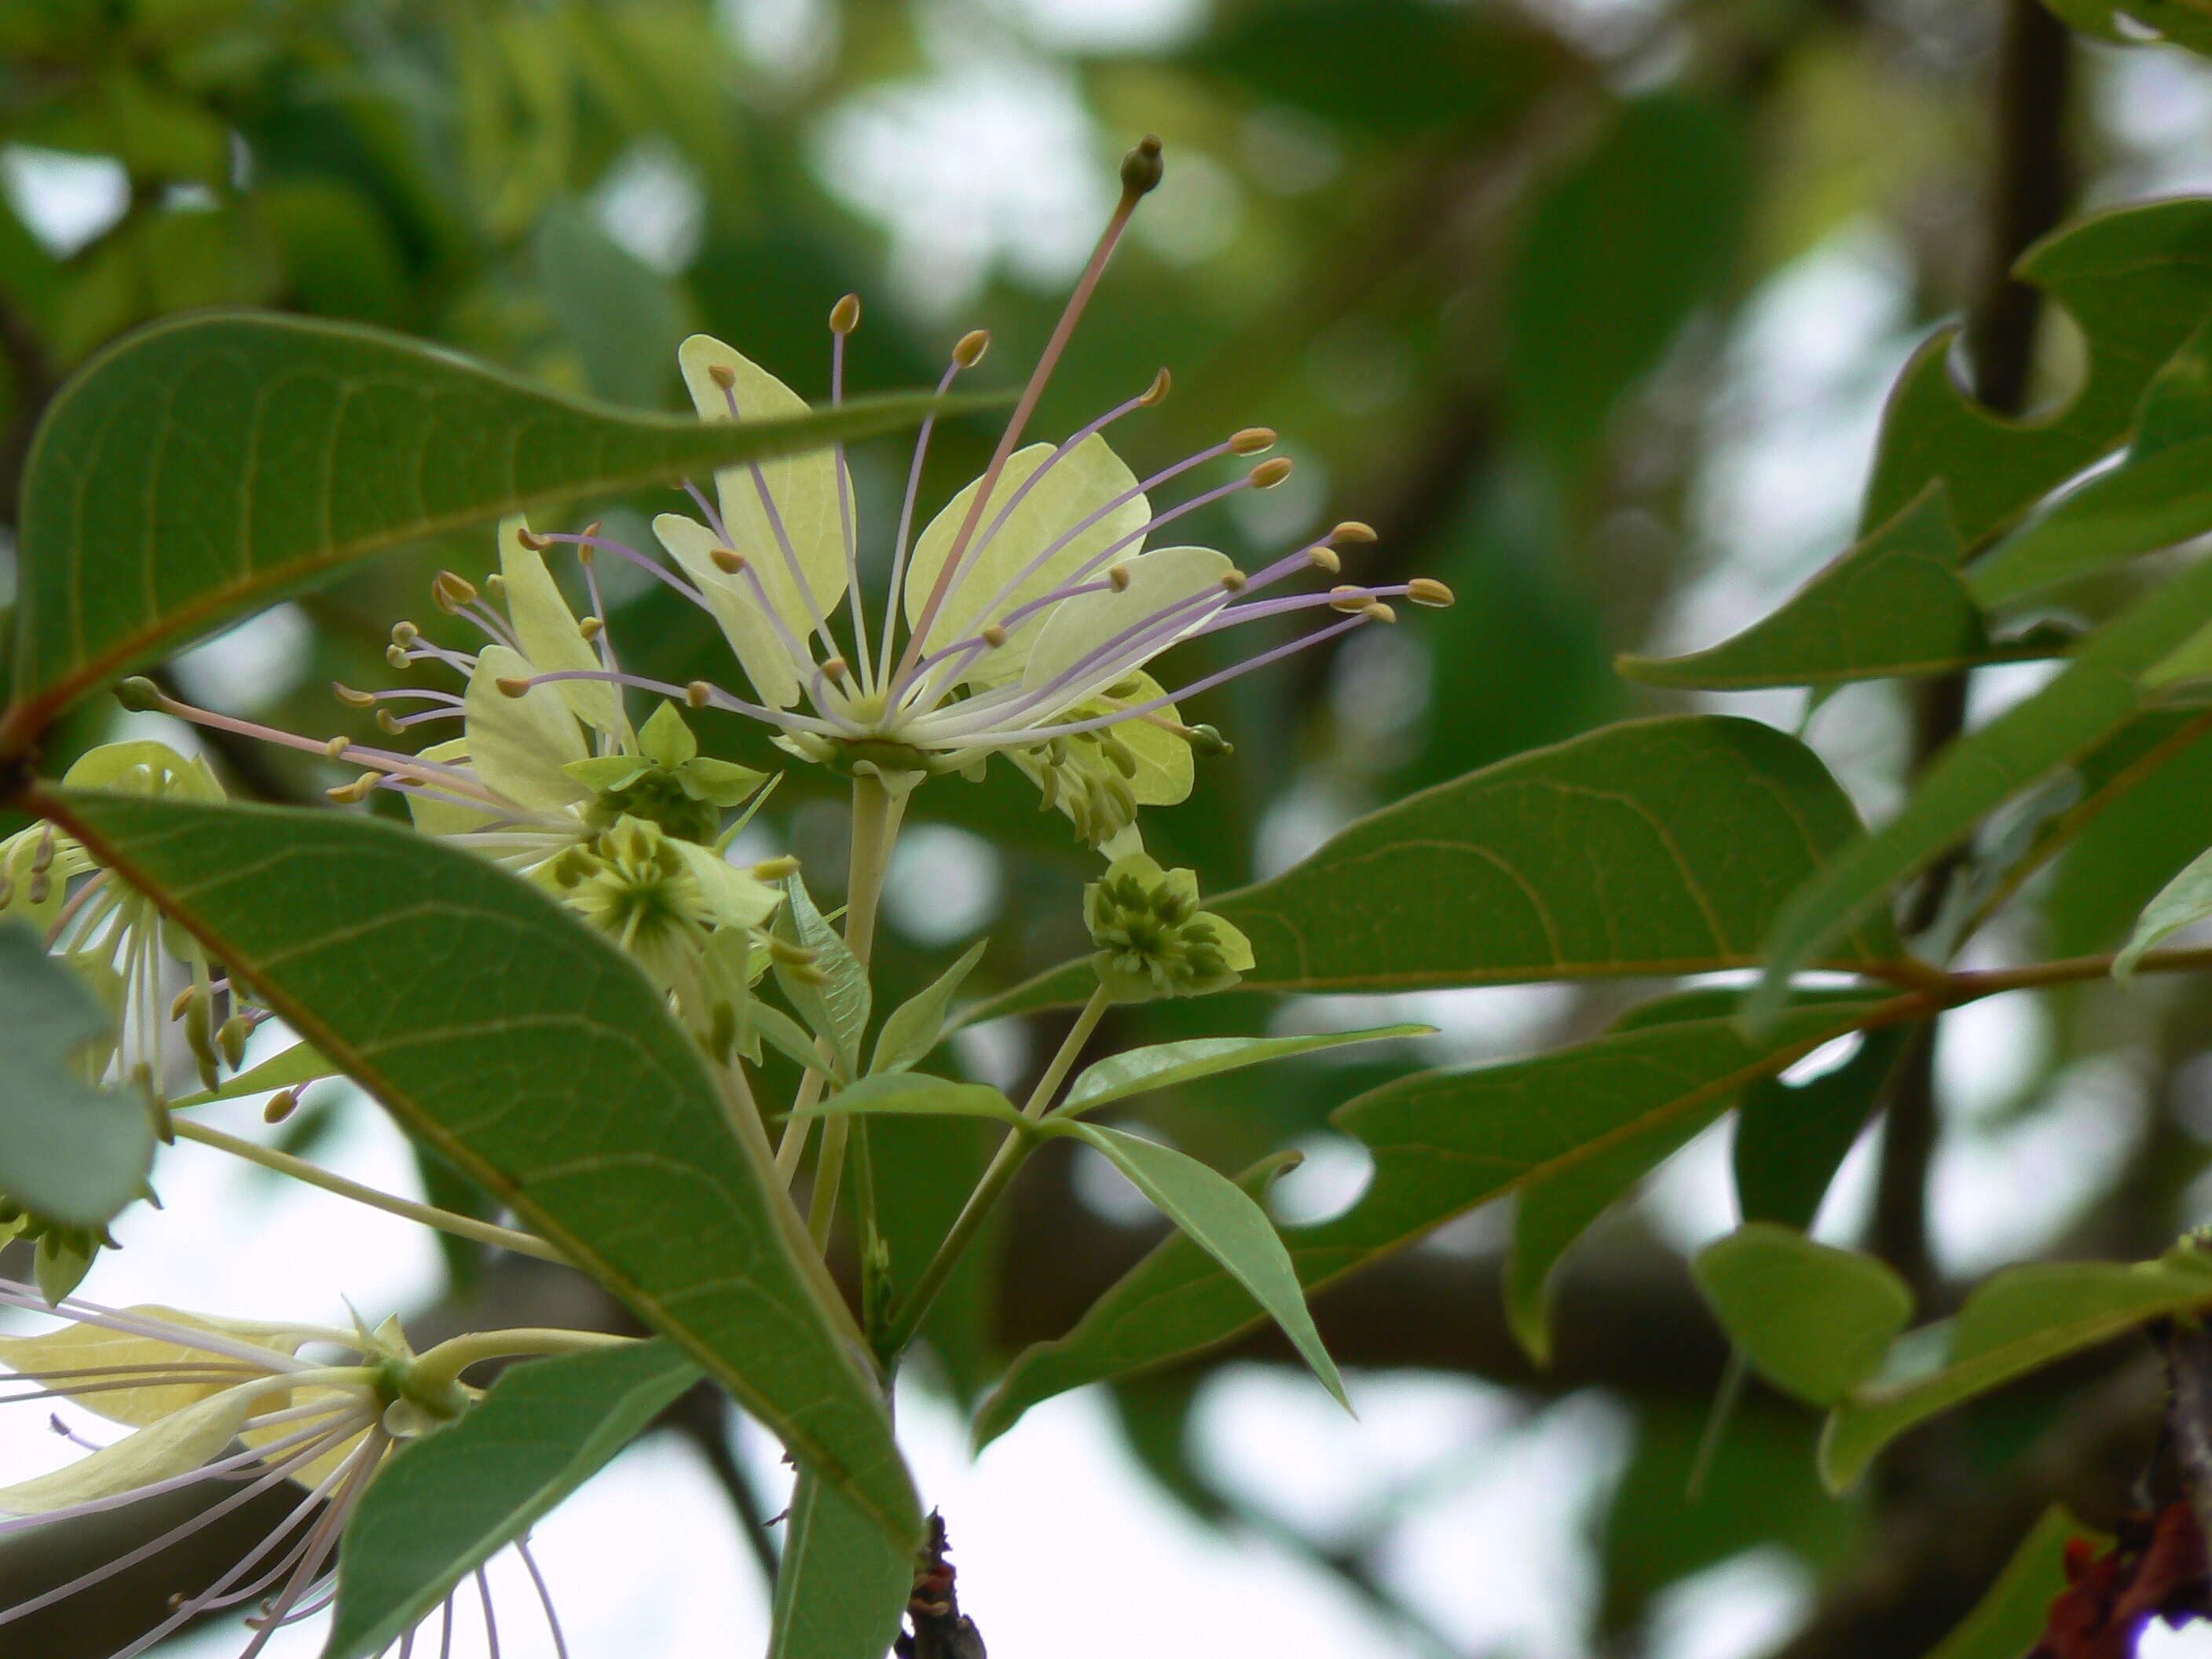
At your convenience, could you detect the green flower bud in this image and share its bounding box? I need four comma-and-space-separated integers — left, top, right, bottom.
1084, 854, 1254, 1002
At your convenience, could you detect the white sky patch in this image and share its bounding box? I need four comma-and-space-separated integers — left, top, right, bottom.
1193, 1363, 1522, 1549
1268, 1133, 1374, 1227
883, 822, 1003, 945
1379, 1390, 1635, 1659
811, 37, 1111, 313
168, 602, 316, 715
1647, 1547, 1816, 1659
1930, 1053, 2151, 1278
1640, 1116, 1741, 1256
593, 141, 707, 275
0, 145, 129, 256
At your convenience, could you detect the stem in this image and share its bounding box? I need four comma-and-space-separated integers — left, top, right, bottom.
410, 1327, 638, 1393
803, 775, 905, 1247
171, 1119, 571, 1267
880, 986, 1111, 1361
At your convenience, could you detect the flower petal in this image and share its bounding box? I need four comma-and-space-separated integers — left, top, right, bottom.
498, 518, 631, 742
654, 511, 808, 709
1110, 672, 1194, 808
463, 646, 591, 813
0, 1307, 318, 1428
0, 1382, 277, 1512
679, 334, 846, 676
1019, 545, 1232, 711
904, 437, 1150, 683
402, 738, 500, 837
668, 839, 782, 930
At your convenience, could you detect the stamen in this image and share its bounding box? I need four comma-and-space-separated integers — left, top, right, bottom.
713, 383, 847, 665
830, 295, 875, 694
511, 668, 847, 737
540, 529, 709, 611
877, 353, 972, 673
1229, 427, 1276, 455
520, 1536, 571, 1659
1407, 577, 1455, 607
1249, 456, 1294, 489
899, 134, 1166, 679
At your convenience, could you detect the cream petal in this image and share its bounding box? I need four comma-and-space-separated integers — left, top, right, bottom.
498, 518, 630, 742
1018, 545, 1232, 712
654, 511, 810, 710
668, 839, 783, 930
903, 437, 1150, 684
0, 1382, 277, 1513
0, 1312, 303, 1429
401, 738, 502, 838
243, 1400, 371, 1492
463, 646, 591, 813
1108, 673, 1194, 808
678, 335, 847, 672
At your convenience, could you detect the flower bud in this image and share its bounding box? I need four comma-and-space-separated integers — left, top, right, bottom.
1084, 853, 1254, 1002
1121, 134, 1165, 197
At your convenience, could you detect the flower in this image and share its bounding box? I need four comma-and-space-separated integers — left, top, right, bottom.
124, 517, 786, 1024
485, 138, 1453, 855
0, 1282, 574, 1657
1085, 853, 1254, 1001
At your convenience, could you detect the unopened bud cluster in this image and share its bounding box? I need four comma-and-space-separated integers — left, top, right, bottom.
1085, 854, 1255, 1001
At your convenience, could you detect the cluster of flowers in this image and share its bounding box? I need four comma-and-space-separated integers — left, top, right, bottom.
0, 137, 1451, 1654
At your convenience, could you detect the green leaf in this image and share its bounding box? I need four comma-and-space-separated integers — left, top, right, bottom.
1693, 1225, 1914, 1407
751, 998, 832, 1075
870, 940, 987, 1076
1618, 486, 2001, 689
1819, 1248, 2212, 1491
974, 1001, 1880, 1446
774, 876, 870, 1080
2043, 709, 2212, 954
964, 716, 1896, 1023
168, 1039, 335, 1109
1734, 1027, 1909, 1232
325, 1341, 701, 1659
770, 1470, 915, 1659
1968, 437, 2212, 610
0, 925, 155, 1227
1749, 551, 2212, 1031
1059, 1122, 1349, 1412
46, 790, 919, 1549
1862, 200, 2212, 548
796, 1073, 1026, 1130
1923, 1506, 2101, 1659
5, 313, 966, 746
2115, 840, 2212, 974
1057, 1026, 1433, 1118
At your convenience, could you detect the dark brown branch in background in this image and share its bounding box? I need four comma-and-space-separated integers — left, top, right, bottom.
1873, 0, 2074, 1318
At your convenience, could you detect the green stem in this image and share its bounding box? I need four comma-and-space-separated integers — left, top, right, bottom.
410, 1326, 638, 1393
880, 985, 1111, 1361
804, 774, 904, 1247
172, 1118, 571, 1266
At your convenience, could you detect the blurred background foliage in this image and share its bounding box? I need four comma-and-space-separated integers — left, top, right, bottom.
6, 0, 2212, 1655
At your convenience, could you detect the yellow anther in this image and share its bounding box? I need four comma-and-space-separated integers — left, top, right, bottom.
954, 329, 991, 368
1141, 367, 1172, 406
496, 676, 532, 699
830, 293, 862, 335
1220, 569, 1248, 592
708, 364, 738, 390
1307, 545, 1342, 574
1108, 564, 1132, 591
1328, 585, 1370, 613
1364, 600, 1398, 624
1229, 427, 1277, 456
31, 829, 53, 873
431, 569, 478, 610
577, 523, 601, 566
332, 683, 376, 708
822, 657, 850, 683
1250, 457, 1294, 489
392, 621, 420, 645
26, 871, 48, 906
170, 985, 199, 1021
375, 710, 404, 736
710, 547, 745, 574
1330, 521, 1377, 545
483, 573, 506, 596
386, 644, 410, 669
515, 526, 552, 551
579, 616, 604, 640
1406, 577, 1456, 608
327, 773, 381, 804
687, 680, 713, 709
751, 855, 802, 880
264, 1089, 301, 1125
981, 624, 1009, 648
324, 735, 352, 760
